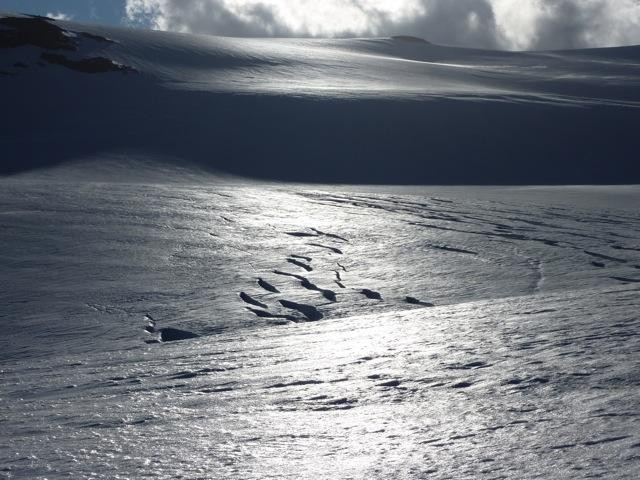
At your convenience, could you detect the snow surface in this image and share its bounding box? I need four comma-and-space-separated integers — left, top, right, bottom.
1, 163, 640, 478
2, 14, 640, 479
1, 14, 639, 183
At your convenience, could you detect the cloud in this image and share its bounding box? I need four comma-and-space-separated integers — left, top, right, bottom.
125, 0, 424, 37
46, 12, 74, 21
124, 0, 640, 50
492, 0, 640, 50
381, 0, 501, 49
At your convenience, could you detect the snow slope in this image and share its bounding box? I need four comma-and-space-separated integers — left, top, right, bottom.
2, 14, 640, 478
1, 13, 639, 183
1, 167, 640, 478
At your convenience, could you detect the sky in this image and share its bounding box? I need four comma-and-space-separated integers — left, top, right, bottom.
2, 0, 640, 50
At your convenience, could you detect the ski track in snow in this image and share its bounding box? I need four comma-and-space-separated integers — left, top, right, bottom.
1, 173, 640, 479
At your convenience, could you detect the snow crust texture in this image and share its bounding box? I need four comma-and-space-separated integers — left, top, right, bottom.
1, 168, 640, 478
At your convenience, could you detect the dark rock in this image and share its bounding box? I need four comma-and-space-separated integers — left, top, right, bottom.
321, 289, 337, 302
309, 228, 349, 242
246, 307, 297, 322
285, 231, 317, 238
290, 254, 312, 262
431, 245, 478, 255
377, 379, 401, 387
0, 16, 76, 50
159, 327, 199, 342
309, 243, 343, 254
405, 296, 434, 306
361, 289, 382, 300
239, 291, 268, 309
258, 277, 280, 293
40, 52, 136, 74
279, 299, 323, 321
142, 314, 198, 342
286, 258, 313, 272
451, 381, 473, 389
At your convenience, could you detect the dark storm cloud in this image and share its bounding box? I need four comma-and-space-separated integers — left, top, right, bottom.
125, 0, 640, 50
171, 1, 289, 37
528, 0, 607, 50
382, 0, 500, 49
126, 0, 289, 36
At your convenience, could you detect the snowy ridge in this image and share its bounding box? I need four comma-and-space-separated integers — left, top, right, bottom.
37, 16, 640, 104
1, 13, 639, 183
70, 24, 640, 105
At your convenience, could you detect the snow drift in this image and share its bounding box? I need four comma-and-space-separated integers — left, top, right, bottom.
1, 13, 639, 183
